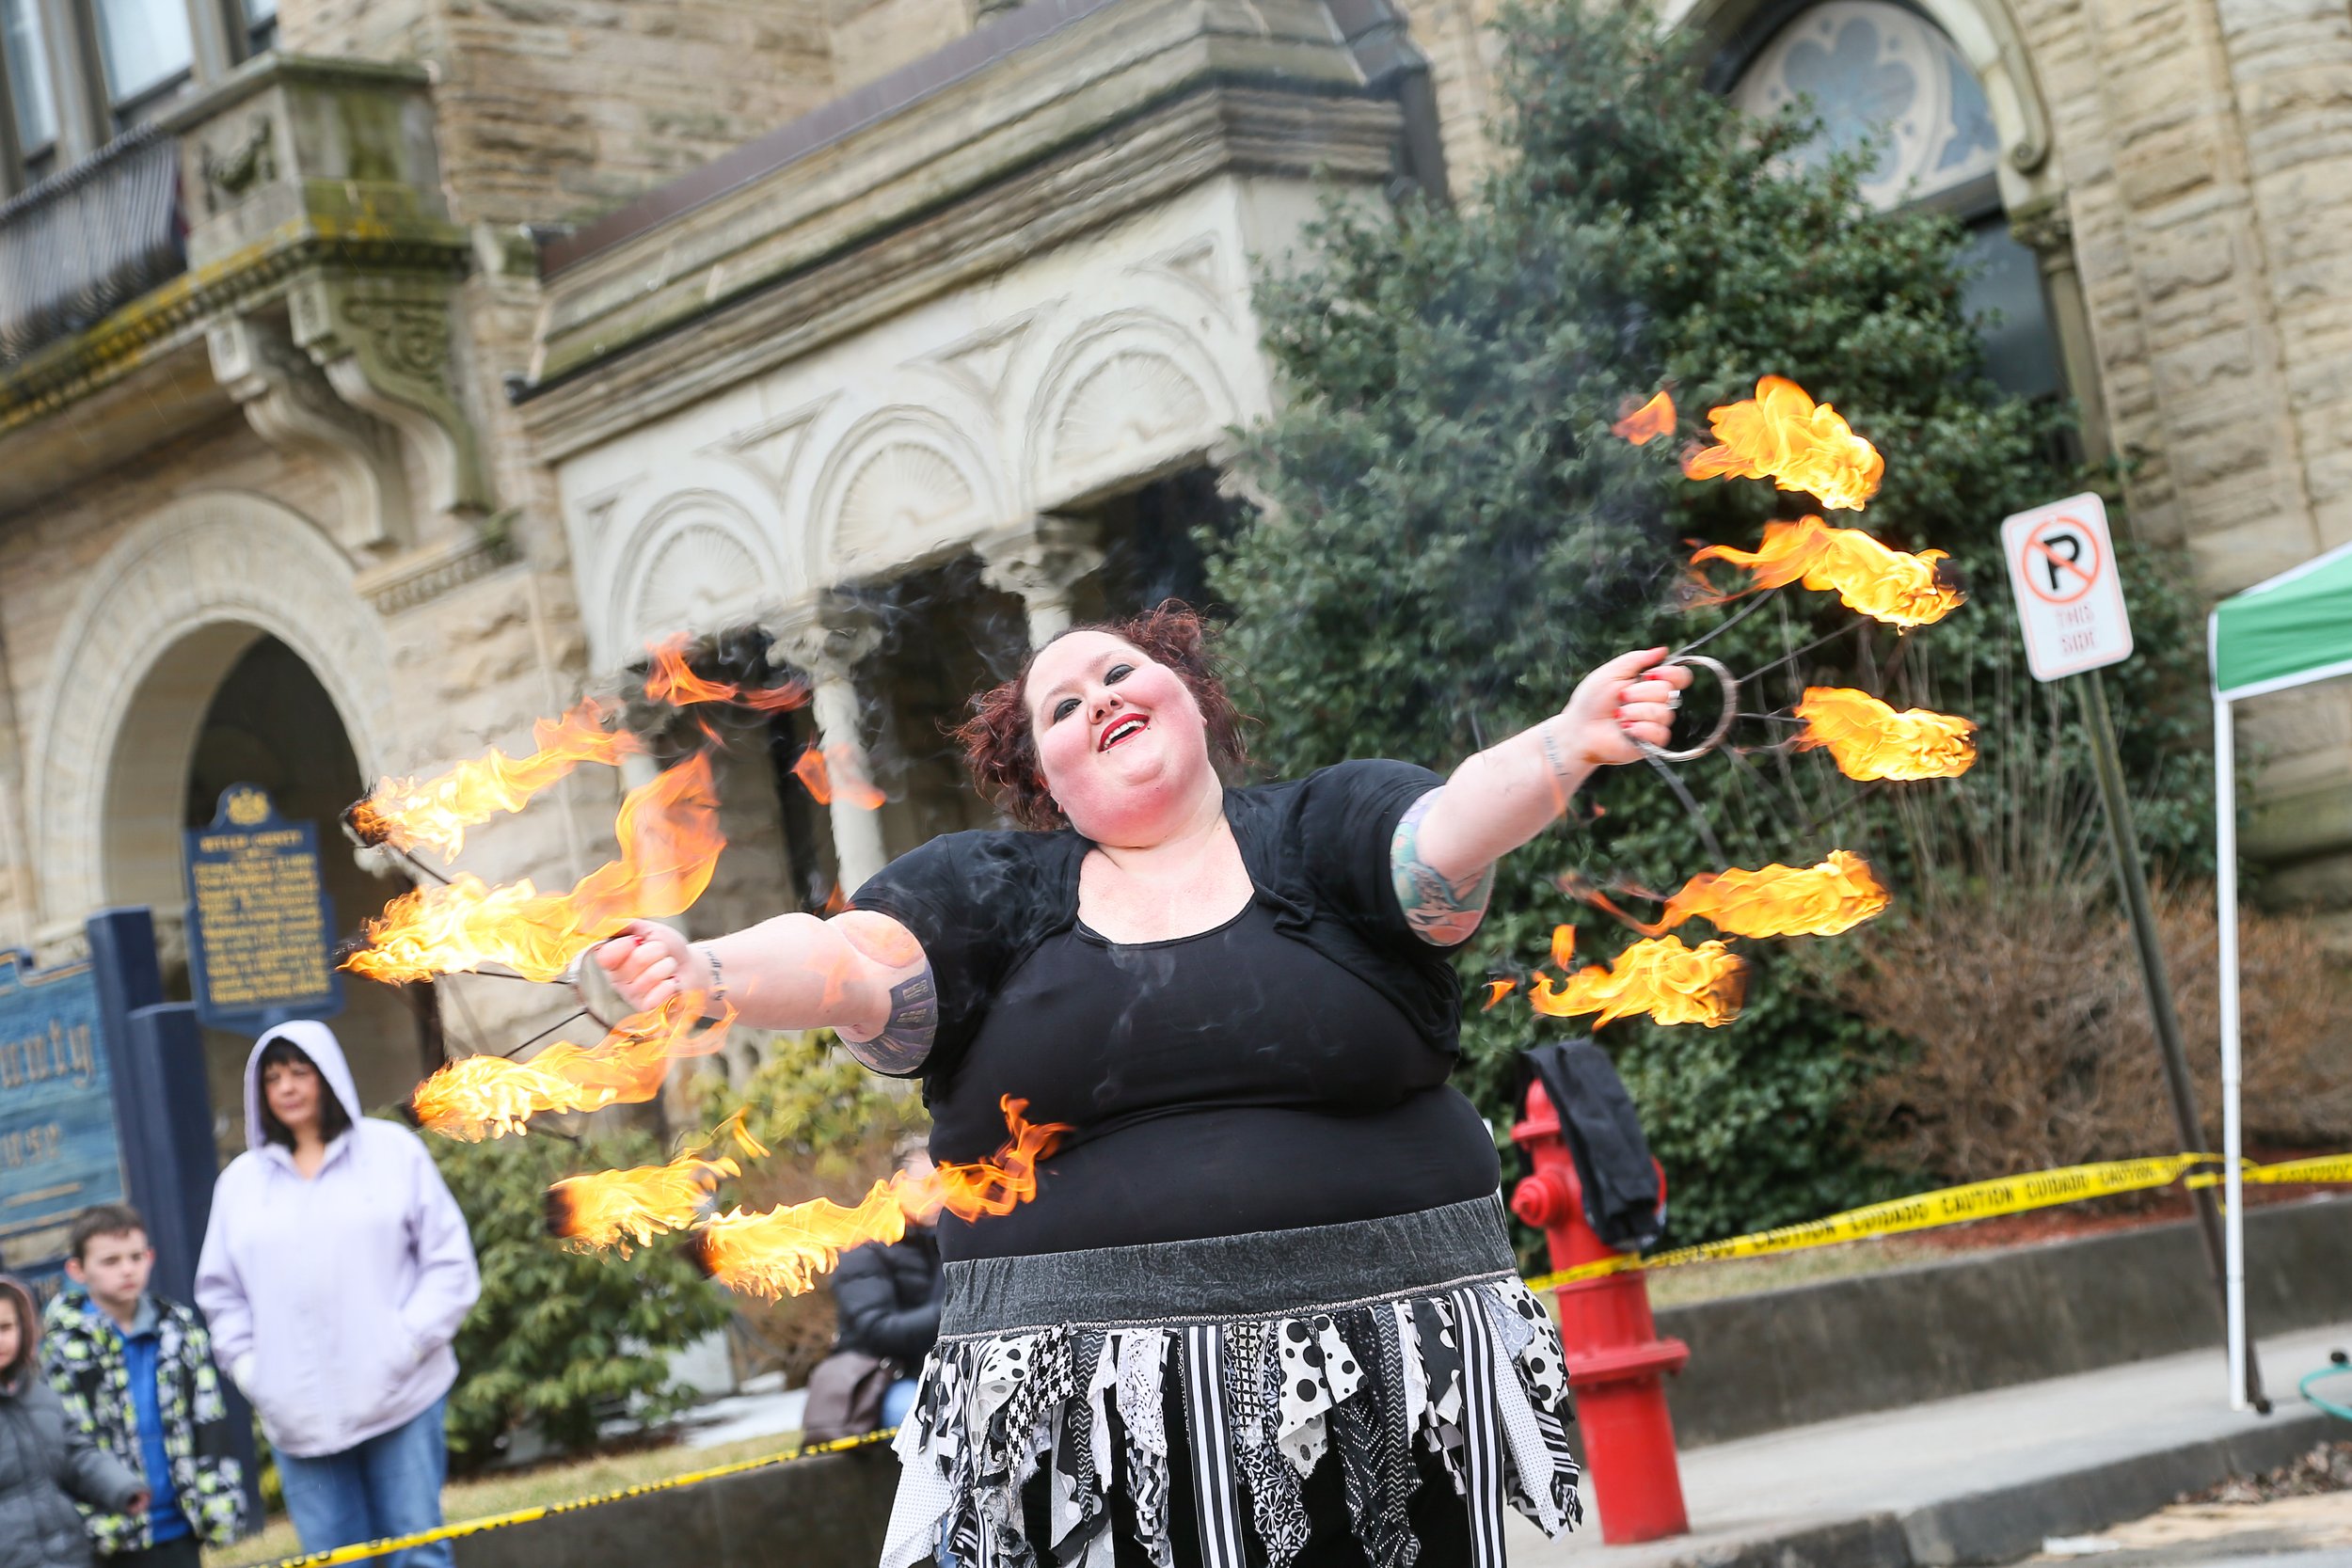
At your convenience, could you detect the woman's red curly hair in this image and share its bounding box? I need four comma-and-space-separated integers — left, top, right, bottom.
954, 602, 1252, 832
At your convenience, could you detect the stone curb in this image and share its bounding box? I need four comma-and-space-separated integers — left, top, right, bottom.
1624, 1407, 2336, 1568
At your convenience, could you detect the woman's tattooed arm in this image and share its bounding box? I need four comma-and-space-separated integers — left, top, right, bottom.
1391, 788, 1495, 945
834, 913, 939, 1074
848, 968, 939, 1074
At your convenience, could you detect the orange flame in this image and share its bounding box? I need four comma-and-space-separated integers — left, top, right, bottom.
547, 1109, 770, 1254
409, 994, 735, 1139
1481, 979, 1518, 1011
350, 700, 640, 861
1529, 936, 1749, 1027
689, 1098, 1068, 1299
1549, 924, 1577, 971
793, 744, 885, 810
1795, 687, 1977, 782
643, 637, 811, 713
1658, 850, 1890, 939
345, 753, 724, 984
1692, 516, 1963, 629
1681, 376, 1884, 512
1611, 390, 1677, 446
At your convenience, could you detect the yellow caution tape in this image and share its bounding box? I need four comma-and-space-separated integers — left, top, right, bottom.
250, 1428, 898, 1568
2187, 1153, 2352, 1189
1522, 1153, 2217, 1293
1525, 1150, 2352, 1294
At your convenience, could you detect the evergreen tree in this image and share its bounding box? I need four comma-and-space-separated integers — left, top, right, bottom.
1213, 0, 2213, 1240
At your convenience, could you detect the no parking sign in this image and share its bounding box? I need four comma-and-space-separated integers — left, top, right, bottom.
2001, 493, 2134, 682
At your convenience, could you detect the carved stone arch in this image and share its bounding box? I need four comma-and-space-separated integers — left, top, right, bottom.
601, 486, 791, 673
28, 492, 395, 936
809, 408, 1004, 585
1024, 310, 1239, 512
1681, 0, 2057, 190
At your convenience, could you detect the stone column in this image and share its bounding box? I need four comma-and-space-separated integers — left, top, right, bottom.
977, 516, 1105, 646
768, 597, 888, 893
2010, 199, 2112, 468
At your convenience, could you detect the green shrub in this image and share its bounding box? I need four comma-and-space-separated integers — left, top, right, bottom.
428, 1126, 731, 1470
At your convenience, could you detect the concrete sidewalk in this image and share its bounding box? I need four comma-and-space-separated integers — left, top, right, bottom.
1512, 1323, 2352, 1568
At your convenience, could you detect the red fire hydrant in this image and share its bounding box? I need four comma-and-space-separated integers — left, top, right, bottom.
1511, 1078, 1691, 1543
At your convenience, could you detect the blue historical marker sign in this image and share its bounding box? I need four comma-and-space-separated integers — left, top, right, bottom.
183, 784, 342, 1032
0, 946, 125, 1285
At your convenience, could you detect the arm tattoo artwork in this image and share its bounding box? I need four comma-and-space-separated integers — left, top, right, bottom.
1538, 719, 1576, 814
1391, 789, 1495, 946
844, 966, 940, 1074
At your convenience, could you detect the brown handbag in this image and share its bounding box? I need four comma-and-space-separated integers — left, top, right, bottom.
801, 1350, 895, 1441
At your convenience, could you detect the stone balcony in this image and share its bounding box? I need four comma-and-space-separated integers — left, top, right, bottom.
510, 0, 1434, 457
0, 53, 487, 561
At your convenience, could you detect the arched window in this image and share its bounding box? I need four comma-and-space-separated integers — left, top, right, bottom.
1728, 0, 2064, 403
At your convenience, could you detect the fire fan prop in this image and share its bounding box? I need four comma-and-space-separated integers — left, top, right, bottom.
345, 753, 723, 984
1681, 375, 1884, 512
545, 1108, 770, 1253
1692, 516, 1963, 630
409, 993, 735, 1139
1796, 687, 1977, 782
350, 698, 642, 861
681, 1099, 1068, 1299
1533, 374, 1980, 1031
1529, 937, 1750, 1029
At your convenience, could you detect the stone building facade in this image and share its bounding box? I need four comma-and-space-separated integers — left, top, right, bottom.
0, 0, 2344, 1172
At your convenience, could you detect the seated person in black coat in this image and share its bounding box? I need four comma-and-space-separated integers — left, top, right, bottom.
830, 1140, 945, 1429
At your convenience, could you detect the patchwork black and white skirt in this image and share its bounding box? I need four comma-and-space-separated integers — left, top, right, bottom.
881, 1194, 1582, 1568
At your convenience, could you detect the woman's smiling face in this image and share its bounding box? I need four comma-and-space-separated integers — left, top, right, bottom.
1027, 630, 1213, 842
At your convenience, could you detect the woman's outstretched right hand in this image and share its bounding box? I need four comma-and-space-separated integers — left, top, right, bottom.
594, 919, 707, 1012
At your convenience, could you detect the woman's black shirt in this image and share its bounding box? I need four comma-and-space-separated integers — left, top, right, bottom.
850, 760, 1502, 1263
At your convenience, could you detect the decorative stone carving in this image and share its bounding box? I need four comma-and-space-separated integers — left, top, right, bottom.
766, 594, 884, 685
290, 273, 491, 523
1132, 237, 1231, 325
832, 439, 983, 578
355, 530, 522, 616
631, 524, 771, 648
917, 309, 1047, 412
1049, 349, 1213, 479
2009, 198, 2074, 260
208, 314, 411, 554
198, 111, 278, 215
711, 397, 834, 502
977, 515, 1104, 644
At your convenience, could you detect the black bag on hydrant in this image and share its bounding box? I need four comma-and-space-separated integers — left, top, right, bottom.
1520, 1038, 1667, 1252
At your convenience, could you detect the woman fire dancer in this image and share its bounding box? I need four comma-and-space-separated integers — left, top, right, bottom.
598, 604, 1689, 1568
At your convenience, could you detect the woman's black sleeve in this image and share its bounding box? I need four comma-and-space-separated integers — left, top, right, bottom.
1296, 757, 1457, 957
848, 830, 1035, 1078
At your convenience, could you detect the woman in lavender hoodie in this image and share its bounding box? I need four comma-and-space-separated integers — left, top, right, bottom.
195, 1022, 480, 1567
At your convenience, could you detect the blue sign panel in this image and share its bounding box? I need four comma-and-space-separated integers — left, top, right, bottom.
184, 784, 342, 1032
0, 948, 125, 1283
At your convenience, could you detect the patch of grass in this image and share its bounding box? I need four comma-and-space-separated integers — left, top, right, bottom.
203, 1431, 803, 1568
1638, 1236, 1944, 1308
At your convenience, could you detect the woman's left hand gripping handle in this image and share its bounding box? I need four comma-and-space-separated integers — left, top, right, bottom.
595, 920, 708, 1012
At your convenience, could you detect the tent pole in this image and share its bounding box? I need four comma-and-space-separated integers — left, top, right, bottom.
2215, 690, 2248, 1411
2082, 671, 2263, 1411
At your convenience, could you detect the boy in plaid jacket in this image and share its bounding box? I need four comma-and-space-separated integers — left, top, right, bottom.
41, 1205, 245, 1568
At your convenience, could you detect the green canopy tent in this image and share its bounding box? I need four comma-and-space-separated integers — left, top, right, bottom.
2211, 539, 2352, 1408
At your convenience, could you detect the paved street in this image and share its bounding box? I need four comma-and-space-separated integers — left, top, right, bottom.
1512, 1323, 2352, 1567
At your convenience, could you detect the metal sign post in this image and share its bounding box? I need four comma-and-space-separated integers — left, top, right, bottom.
2001, 494, 2265, 1412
